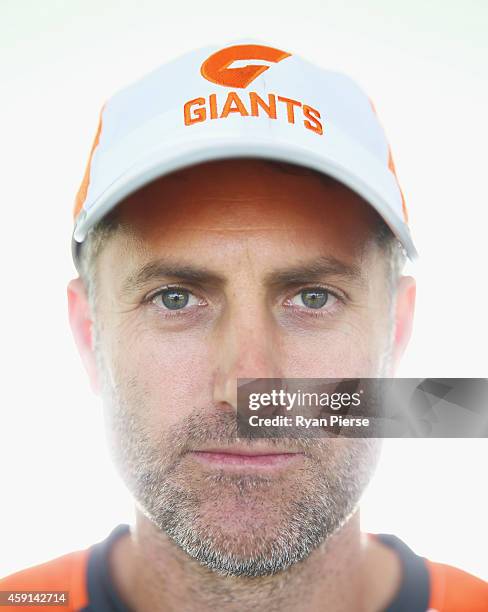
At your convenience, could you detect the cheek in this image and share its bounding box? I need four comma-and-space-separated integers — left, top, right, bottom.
278, 320, 390, 378
106, 326, 214, 427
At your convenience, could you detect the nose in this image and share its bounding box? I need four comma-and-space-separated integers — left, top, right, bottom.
211, 304, 284, 410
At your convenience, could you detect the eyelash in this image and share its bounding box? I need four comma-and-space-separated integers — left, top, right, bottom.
283, 285, 345, 318
144, 284, 346, 318
144, 284, 206, 319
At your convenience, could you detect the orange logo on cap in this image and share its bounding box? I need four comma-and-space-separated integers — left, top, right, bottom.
186, 43, 323, 136
201, 44, 291, 89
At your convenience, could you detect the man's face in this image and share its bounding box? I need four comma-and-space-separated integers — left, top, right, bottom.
81, 159, 409, 576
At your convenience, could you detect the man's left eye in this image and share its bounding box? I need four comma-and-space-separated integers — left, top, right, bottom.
290, 288, 337, 309
151, 288, 200, 310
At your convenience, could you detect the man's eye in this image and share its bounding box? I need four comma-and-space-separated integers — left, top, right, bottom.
290, 288, 337, 309
151, 288, 200, 311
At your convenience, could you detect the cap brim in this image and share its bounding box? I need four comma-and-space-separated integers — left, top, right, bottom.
72, 129, 418, 264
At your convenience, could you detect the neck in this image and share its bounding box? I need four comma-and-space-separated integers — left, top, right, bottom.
109, 508, 400, 612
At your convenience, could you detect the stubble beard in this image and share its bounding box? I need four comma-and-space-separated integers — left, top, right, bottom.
94, 327, 384, 578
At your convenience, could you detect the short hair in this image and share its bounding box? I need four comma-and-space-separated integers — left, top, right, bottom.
75, 163, 407, 307
76, 207, 121, 310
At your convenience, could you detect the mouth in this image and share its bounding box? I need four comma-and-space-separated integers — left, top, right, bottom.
189, 444, 305, 470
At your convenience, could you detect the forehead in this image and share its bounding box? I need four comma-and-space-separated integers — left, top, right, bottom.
109, 159, 382, 264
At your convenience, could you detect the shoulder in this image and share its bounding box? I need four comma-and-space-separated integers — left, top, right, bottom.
0, 547, 90, 611
0, 525, 131, 612
371, 533, 488, 611
426, 559, 488, 612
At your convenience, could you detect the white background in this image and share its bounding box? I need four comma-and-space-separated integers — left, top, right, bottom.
1, 0, 487, 581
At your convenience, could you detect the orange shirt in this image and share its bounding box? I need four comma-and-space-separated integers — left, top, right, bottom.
1, 525, 487, 611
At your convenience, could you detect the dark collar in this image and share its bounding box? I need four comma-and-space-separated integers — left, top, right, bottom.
81, 524, 430, 612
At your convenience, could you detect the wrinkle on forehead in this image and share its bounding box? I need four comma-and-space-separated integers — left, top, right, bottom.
148, 227, 319, 232
119, 197, 375, 238
112, 159, 382, 264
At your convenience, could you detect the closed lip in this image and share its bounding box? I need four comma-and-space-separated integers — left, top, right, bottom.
190, 445, 303, 456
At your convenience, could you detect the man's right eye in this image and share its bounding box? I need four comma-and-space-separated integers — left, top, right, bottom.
151, 287, 200, 311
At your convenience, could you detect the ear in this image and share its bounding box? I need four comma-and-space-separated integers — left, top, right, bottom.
67, 277, 101, 394
390, 275, 416, 374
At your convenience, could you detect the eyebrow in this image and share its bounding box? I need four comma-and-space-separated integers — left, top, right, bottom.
121, 255, 363, 296
264, 255, 363, 287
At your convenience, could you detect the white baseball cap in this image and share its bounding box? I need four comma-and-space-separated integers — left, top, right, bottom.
72, 40, 417, 265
